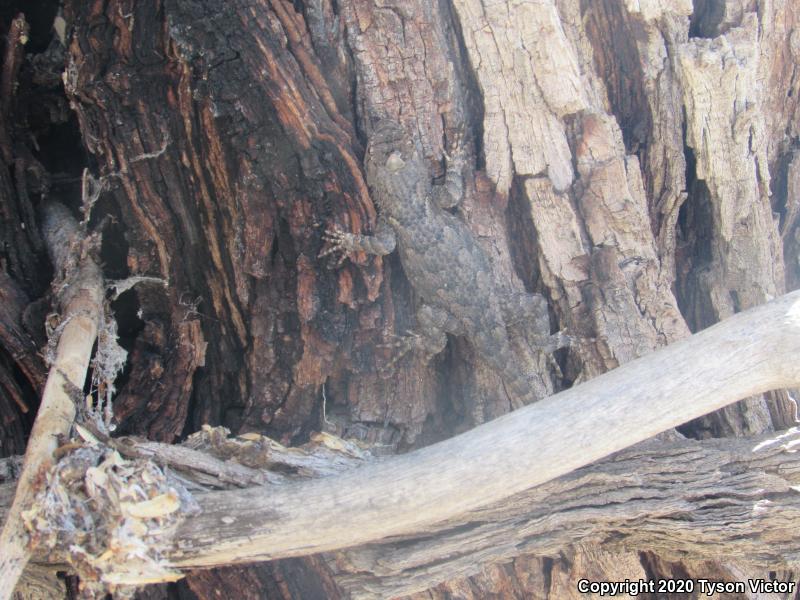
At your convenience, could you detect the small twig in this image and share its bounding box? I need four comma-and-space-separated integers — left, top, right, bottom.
321, 381, 333, 428
0, 13, 28, 164
79, 168, 121, 224
0, 14, 28, 118
0, 366, 28, 413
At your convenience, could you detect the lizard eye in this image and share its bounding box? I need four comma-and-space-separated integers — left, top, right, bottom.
385, 150, 405, 171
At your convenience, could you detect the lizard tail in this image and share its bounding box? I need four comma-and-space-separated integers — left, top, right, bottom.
478, 333, 540, 405
472, 311, 542, 405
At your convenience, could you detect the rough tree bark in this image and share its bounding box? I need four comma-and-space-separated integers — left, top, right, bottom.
1, 0, 799, 598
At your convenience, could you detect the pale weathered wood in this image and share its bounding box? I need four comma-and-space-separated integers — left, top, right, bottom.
160, 291, 800, 570
11, 562, 67, 600
0, 202, 104, 600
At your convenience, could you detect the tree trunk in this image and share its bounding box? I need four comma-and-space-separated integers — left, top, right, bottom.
1, 0, 798, 598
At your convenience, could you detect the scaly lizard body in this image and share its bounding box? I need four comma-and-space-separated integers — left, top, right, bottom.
322, 121, 567, 404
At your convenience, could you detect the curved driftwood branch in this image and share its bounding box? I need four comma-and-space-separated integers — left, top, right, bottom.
0, 202, 103, 600
168, 291, 800, 568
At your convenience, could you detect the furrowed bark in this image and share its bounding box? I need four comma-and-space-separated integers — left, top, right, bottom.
0, 202, 103, 600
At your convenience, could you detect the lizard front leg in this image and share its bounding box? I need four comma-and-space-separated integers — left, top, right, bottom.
320, 217, 396, 265
431, 128, 467, 209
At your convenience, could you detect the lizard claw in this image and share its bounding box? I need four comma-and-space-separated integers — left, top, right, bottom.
434, 125, 468, 209
442, 126, 466, 163
377, 331, 420, 377
319, 228, 356, 266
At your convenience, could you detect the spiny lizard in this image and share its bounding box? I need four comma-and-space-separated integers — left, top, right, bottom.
322, 121, 568, 404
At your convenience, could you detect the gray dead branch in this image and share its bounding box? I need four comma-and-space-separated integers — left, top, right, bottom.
0, 202, 104, 600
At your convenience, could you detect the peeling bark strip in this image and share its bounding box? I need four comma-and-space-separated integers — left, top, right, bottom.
161, 292, 800, 570
0, 203, 104, 600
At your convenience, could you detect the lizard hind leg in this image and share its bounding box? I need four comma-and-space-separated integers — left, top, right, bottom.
380, 304, 463, 375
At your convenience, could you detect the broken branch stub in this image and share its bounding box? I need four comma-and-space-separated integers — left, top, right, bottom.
0, 202, 104, 600
23, 443, 194, 599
